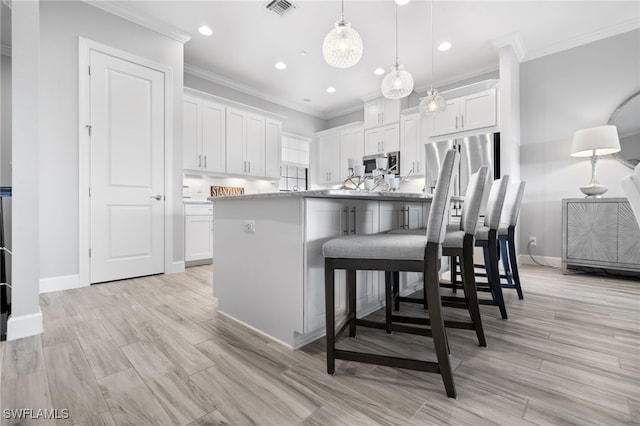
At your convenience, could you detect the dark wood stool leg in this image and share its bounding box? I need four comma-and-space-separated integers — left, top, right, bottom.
425, 244, 456, 399
488, 232, 508, 319
500, 240, 513, 286
450, 256, 458, 293
393, 271, 400, 311
508, 228, 524, 299
460, 237, 486, 347
385, 271, 393, 333
324, 259, 336, 375
347, 269, 357, 337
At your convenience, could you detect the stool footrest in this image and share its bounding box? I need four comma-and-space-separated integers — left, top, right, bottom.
333, 349, 441, 374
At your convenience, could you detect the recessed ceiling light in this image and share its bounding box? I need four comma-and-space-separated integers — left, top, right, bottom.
198, 26, 213, 36
326, 86, 336, 94
300, 50, 308, 56
275, 61, 287, 70
438, 41, 452, 51
303, 98, 311, 102
394, 0, 411, 5
373, 67, 385, 76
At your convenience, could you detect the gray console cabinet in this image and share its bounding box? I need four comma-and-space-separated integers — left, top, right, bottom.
562, 198, 640, 274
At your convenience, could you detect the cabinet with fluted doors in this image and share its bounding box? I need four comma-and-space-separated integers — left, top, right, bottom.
562, 198, 640, 274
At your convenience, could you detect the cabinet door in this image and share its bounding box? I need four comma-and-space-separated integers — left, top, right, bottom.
461, 89, 496, 131
381, 98, 400, 125
566, 202, 617, 262
265, 119, 282, 179
379, 201, 402, 232
381, 123, 400, 153
340, 127, 364, 181
304, 199, 348, 332
364, 99, 382, 128
183, 96, 201, 170
364, 127, 382, 155
618, 202, 640, 264
201, 100, 226, 173
400, 114, 421, 176
185, 215, 213, 262
226, 107, 247, 175
430, 99, 460, 137
317, 132, 341, 183
405, 202, 423, 229
246, 113, 265, 176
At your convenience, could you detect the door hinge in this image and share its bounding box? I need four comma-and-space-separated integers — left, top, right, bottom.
86, 125, 92, 136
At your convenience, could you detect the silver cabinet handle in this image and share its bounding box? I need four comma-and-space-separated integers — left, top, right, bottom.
350, 207, 356, 234
204, 155, 207, 168
461, 114, 464, 129
248, 161, 251, 173
455, 116, 458, 129
198, 154, 202, 168
343, 208, 349, 235
150, 195, 162, 200
243, 161, 247, 172
405, 206, 410, 229
382, 112, 385, 123
381, 141, 384, 152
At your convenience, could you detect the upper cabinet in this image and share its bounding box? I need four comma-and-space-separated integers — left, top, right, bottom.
183, 95, 226, 173
313, 122, 364, 185
364, 97, 401, 129
364, 123, 399, 156
426, 88, 497, 137
184, 90, 282, 179
339, 126, 364, 181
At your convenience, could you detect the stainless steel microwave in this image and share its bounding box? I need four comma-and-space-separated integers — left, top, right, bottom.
362, 151, 400, 176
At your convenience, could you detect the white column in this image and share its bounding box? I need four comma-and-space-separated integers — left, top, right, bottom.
8, 0, 42, 340
497, 43, 522, 182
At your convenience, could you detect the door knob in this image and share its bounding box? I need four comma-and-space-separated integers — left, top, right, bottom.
150, 195, 162, 200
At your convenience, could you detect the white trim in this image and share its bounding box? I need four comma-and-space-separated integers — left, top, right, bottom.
0, 44, 10, 57
166, 261, 186, 275
324, 103, 365, 121
492, 33, 527, 63
78, 38, 175, 286
184, 86, 288, 121
315, 121, 364, 137
413, 64, 500, 96
524, 17, 640, 62
40, 274, 84, 293
518, 254, 562, 269
281, 131, 312, 142
185, 64, 327, 119
217, 310, 294, 349
82, 0, 191, 43
7, 310, 43, 341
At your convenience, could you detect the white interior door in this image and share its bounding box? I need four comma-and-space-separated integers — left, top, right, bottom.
89, 50, 165, 283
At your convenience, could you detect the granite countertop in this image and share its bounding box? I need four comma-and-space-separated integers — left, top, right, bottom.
208, 189, 436, 202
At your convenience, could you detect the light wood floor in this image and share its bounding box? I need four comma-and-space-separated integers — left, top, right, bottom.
1, 264, 638, 425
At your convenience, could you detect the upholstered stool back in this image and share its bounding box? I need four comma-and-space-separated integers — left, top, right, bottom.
460, 166, 489, 235
427, 149, 460, 244
483, 176, 510, 231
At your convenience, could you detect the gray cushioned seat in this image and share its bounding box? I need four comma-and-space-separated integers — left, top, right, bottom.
475, 225, 490, 241
442, 229, 465, 248
323, 234, 429, 260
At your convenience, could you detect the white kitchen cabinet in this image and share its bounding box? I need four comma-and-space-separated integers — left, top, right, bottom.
183, 95, 226, 173
304, 198, 382, 333
226, 107, 266, 177
339, 126, 364, 181
400, 112, 423, 176
265, 118, 282, 179
184, 203, 213, 264
364, 123, 400, 156
315, 132, 341, 184
364, 97, 401, 129
428, 89, 497, 137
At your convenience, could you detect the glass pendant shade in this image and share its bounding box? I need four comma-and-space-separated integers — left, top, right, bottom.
381, 66, 414, 99
419, 89, 447, 115
322, 20, 363, 68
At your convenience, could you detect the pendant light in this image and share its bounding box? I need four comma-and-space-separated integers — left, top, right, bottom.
419, 0, 446, 115
381, 3, 414, 99
322, 0, 363, 69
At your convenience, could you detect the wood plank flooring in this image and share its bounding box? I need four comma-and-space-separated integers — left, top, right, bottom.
1, 265, 639, 425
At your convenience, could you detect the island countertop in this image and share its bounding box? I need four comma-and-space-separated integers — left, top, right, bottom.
208, 189, 437, 202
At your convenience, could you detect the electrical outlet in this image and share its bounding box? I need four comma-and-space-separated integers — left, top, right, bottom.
529, 236, 537, 247
244, 220, 256, 233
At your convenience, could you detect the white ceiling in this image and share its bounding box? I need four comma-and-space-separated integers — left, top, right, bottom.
4, 1, 640, 118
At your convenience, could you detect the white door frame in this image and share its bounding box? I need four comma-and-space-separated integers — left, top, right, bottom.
78, 37, 175, 286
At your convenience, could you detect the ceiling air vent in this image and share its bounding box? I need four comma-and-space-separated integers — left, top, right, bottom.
265, 0, 296, 17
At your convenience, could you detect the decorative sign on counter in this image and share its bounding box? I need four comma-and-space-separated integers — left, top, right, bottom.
210, 186, 245, 197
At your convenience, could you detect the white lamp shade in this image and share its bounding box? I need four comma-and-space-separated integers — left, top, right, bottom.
571, 125, 621, 157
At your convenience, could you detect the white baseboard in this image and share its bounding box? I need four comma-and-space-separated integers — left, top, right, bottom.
40, 274, 85, 293
217, 310, 294, 349
7, 309, 43, 341
165, 261, 185, 274
518, 254, 562, 268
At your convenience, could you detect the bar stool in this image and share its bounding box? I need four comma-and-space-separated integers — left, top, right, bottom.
322, 149, 460, 398
389, 166, 490, 348
498, 182, 526, 299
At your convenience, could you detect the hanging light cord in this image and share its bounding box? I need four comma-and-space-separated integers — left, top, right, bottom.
395, 4, 399, 68
341, 0, 345, 21
429, 0, 434, 92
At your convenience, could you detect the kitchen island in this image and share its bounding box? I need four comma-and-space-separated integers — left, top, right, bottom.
210, 190, 433, 348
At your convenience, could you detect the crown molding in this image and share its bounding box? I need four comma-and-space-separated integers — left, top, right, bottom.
83, 0, 191, 43
492, 33, 527, 62
1, 44, 11, 57
184, 63, 327, 120
413, 64, 500, 95
324, 103, 364, 120
525, 17, 640, 62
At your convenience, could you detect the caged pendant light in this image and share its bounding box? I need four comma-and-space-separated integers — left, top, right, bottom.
322, 0, 364, 69
381, 3, 414, 99
419, 0, 446, 115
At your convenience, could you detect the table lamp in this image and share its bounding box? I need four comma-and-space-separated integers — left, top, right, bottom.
571, 125, 621, 198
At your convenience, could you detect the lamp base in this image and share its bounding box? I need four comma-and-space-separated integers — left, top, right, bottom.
579, 183, 608, 198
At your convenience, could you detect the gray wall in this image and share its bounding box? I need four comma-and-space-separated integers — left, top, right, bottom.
184, 73, 327, 138
520, 29, 640, 258
38, 1, 185, 280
